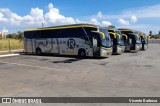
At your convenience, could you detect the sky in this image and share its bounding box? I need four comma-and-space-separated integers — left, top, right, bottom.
0, 0, 160, 34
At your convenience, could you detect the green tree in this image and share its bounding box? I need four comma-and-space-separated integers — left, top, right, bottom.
6, 34, 12, 38
11, 33, 18, 39
149, 31, 152, 36
17, 31, 24, 41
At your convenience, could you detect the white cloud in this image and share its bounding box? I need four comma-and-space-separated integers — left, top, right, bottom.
3, 2, 159, 33
0, 8, 12, 18
102, 21, 112, 27
124, 4, 160, 18
30, 8, 44, 22
130, 15, 137, 23
87, 4, 160, 21
0, 3, 76, 27
97, 11, 103, 18
83, 4, 160, 33
76, 18, 112, 27
0, 12, 8, 22
87, 18, 112, 27
117, 24, 160, 34
44, 3, 75, 25
0, 7, 45, 27
118, 18, 129, 25
0, 3, 113, 32
75, 19, 87, 24
0, 8, 23, 24
89, 18, 100, 25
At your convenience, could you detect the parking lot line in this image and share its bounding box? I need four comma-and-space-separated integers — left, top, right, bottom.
0, 61, 64, 70
0, 54, 19, 57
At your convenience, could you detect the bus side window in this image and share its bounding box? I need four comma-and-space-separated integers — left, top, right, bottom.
109, 33, 116, 45
55, 29, 63, 38
73, 28, 86, 38
55, 28, 86, 38
92, 34, 101, 47
92, 35, 98, 47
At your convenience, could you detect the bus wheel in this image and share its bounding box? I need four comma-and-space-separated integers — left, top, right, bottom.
78, 49, 86, 58
36, 48, 42, 56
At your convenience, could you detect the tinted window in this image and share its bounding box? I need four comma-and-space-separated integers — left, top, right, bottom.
99, 28, 112, 47
40, 30, 57, 38
108, 30, 114, 33
24, 31, 41, 39
25, 27, 87, 39
54, 28, 85, 38
121, 31, 133, 35
109, 33, 116, 45
24, 32, 30, 38
83, 27, 97, 36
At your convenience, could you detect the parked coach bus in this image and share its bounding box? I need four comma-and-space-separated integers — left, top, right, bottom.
118, 28, 142, 52
138, 32, 149, 50
107, 27, 126, 54
24, 24, 112, 58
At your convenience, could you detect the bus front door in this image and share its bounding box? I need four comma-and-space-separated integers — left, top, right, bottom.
92, 35, 100, 57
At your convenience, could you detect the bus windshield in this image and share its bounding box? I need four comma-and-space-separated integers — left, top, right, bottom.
133, 31, 142, 44
115, 31, 124, 46
143, 33, 148, 43
134, 31, 139, 35
99, 29, 112, 47
134, 33, 142, 44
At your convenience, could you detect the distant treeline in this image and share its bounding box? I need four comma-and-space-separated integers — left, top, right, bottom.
149, 31, 160, 39
6, 31, 24, 40
150, 34, 160, 39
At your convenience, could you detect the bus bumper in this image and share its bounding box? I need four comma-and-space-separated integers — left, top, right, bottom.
131, 44, 140, 52
117, 46, 122, 54
144, 44, 148, 49
116, 45, 125, 54
139, 44, 142, 50
100, 47, 112, 57
142, 44, 148, 50
125, 45, 131, 52
136, 44, 141, 51
120, 46, 125, 53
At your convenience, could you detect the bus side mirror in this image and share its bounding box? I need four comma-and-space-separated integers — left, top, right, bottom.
129, 38, 132, 44
92, 36, 98, 47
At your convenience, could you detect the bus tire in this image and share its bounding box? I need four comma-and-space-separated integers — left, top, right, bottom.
36, 48, 42, 56
78, 49, 86, 58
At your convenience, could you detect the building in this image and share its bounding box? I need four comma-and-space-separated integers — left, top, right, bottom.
0, 27, 8, 39
0, 31, 4, 38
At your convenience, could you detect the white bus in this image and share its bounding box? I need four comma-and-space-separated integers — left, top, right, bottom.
107, 27, 126, 54
24, 24, 112, 58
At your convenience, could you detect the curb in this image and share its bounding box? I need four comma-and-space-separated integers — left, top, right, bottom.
0, 54, 19, 58
0, 49, 24, 53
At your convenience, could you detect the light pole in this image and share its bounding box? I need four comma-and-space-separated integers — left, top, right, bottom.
2, 27, 8, 39
42, 22, 45, 28
2, 27, 10, 52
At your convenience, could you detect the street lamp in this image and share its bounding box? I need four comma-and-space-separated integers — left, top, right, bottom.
42, 22, 45, 28
2, 27, 10, 52
2, 27, 8, 39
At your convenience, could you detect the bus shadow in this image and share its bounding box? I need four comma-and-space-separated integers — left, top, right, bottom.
52, 57, 107, 64
124, 51, 138, 53
20, 52, 108, 60
53, 58, 82, 63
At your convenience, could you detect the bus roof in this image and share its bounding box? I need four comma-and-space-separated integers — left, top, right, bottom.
118, 28, 134, 32
107, 27, 120, 32
24, 24, 102, 32
119, 29, 146, 35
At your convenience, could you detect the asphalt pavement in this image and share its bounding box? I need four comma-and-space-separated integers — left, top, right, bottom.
0, 44, 160, 106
